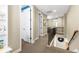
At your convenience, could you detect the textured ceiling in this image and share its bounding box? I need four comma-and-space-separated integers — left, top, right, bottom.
35, 5, 70, 19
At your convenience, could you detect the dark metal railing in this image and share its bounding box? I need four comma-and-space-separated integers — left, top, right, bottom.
67, 30, 79, 50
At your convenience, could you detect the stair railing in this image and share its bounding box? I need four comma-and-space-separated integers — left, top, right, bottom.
67, 30, 79, 50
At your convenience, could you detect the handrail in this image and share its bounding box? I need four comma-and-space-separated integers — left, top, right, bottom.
67, 30, 79, 50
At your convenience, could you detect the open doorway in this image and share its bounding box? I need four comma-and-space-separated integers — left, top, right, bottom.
20, 5, 31, 43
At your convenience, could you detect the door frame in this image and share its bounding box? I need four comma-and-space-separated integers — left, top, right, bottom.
38, 12, 43, 37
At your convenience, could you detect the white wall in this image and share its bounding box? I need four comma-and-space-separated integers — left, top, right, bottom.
32, 6, 39, 42
62, 16, 67, 37
66, 6, 79, 51
47, 17, 64, 28
8, 5, 21, 52
69, 32, 79, 52
66, 6, 79, 39
32, 6, 47, 43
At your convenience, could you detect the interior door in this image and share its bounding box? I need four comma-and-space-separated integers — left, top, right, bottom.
20, 6, 31, 43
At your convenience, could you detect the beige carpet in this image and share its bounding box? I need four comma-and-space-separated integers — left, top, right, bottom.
20, 35, 72, 53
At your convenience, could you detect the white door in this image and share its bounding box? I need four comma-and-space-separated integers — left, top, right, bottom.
20, 6, 31, 43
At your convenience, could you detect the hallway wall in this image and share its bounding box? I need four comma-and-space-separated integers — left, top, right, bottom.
8, 5, 21, 52
66, 6, 79, 51
33, 6, 39, 41
66, 6, 79, 40
43, 14, 47, 35
32, 6, 47, 43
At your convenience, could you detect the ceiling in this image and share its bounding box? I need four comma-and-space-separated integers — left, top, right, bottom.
35, 5, 70, 19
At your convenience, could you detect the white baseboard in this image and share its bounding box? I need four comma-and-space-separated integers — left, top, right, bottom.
31, 40, 35, 44
31, 37, 39, 44
40, 34, 44, 36
50, 39, 54, 46
72, 49, 79, 53
40, 33, 47, 37
13, 48, 21, 53
44, 33, 47, 36
35, 37, 39, 41
45, 33, 47, 35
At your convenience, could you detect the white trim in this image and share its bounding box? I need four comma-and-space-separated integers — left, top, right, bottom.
40, 34, 44, 36
40, 33, 47, 37
31, 39, 35, 44
72, 49, 79, 53
13, 48, 21, 53
30, 7, 34, 45
0, 46, 12, 53
45, 33, 47, 35
19, 6, 22, 53
35, 37, 39, 41
50, 39, 54, 46
31, 37, 39, 44
43, 33, 46, 36
43, 33, 47, 36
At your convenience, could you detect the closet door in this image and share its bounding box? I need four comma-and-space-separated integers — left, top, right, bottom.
20, 6, 31, 43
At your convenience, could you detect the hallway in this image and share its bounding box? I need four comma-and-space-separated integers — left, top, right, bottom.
1, 5, 79, 53
20, 35, 72, 53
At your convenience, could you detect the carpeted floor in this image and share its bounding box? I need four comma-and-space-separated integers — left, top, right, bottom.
20, 35, 72, 53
